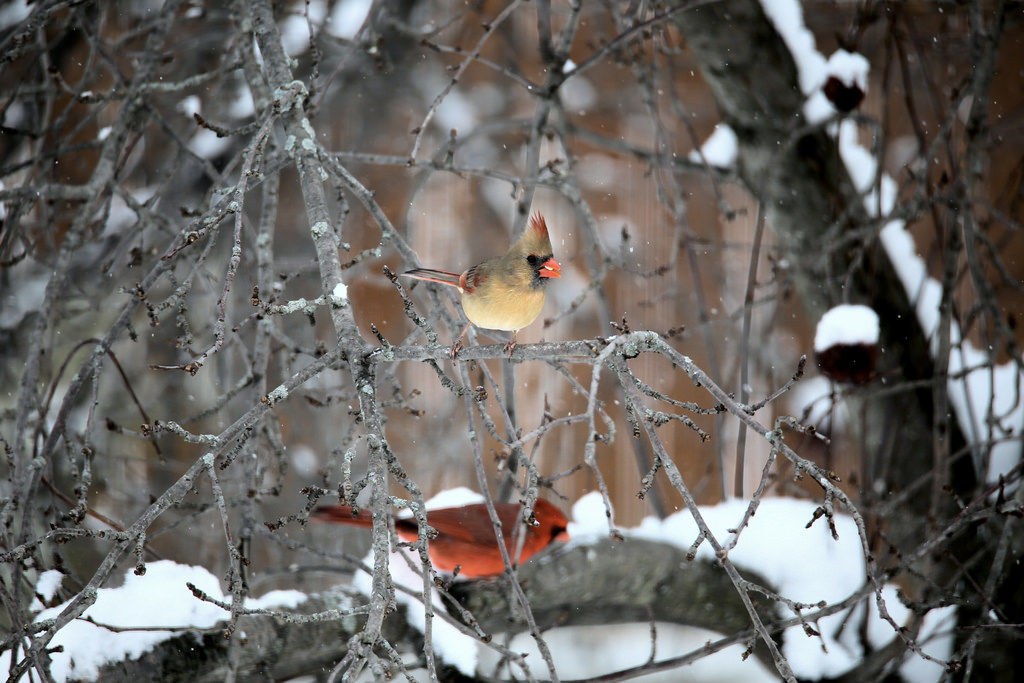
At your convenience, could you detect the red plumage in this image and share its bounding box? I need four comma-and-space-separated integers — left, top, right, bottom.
312, 498, 569, 578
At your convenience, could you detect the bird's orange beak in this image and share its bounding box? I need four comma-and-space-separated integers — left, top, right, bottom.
539, 257, 562, 278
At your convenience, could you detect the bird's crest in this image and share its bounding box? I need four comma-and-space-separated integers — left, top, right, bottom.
528, 212, 550, 239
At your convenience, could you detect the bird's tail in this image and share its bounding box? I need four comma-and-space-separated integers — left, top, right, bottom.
402, 268, 462, 288
311, 505, 374, 527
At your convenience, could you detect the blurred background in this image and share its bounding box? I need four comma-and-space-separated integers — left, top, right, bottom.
2, 0, 1022, 607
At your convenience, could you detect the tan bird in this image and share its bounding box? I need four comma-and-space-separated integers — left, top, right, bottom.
403, 213, 561, 357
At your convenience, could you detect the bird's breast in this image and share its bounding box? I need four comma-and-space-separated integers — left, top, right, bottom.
461, 286, 545, 332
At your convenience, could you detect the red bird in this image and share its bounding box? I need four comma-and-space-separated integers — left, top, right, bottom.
403, 212, 562, 358
312, 499, 570, 578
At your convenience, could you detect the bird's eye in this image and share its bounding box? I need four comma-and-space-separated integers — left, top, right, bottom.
526, 254, 539, 266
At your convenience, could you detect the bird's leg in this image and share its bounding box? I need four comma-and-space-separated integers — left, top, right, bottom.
451, 323, 471, 360
503, 331, 518, 358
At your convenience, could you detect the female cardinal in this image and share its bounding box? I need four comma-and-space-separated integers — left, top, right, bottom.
403, 212, 561, 358
312, 498, 569, 578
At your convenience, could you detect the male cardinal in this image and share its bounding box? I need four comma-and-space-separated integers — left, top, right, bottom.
312, 498, 569, 578
403, 212, 561, 358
